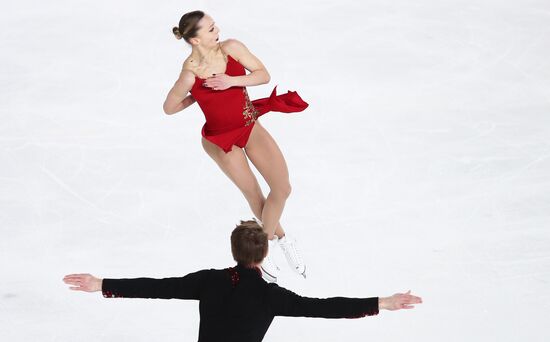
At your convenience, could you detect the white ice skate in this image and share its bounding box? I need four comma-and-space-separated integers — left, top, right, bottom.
260, 237, 280, 283
278, 235, 306, 278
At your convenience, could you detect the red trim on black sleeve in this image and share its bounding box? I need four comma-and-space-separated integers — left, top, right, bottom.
347, 297, 379, 318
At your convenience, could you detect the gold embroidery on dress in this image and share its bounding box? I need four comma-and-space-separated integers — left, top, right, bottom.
242, 88, 260, 126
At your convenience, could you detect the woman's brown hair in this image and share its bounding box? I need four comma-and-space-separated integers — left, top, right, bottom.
231, 220, 268, 266
172, 10, 205, 43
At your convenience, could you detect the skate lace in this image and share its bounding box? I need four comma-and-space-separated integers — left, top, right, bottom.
262, 240, 279, 271
264, 254, 277, 269
281, 238, 304, 267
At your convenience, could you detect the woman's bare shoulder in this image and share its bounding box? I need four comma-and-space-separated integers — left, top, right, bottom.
221, 38, 248, 55
180, 57, 199, 80
168, 58, 195, 89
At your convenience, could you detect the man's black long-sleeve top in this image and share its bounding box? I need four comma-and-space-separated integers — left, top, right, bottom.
102, 264, 379, 342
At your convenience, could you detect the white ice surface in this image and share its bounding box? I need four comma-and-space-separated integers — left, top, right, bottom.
1, 0, 550, 341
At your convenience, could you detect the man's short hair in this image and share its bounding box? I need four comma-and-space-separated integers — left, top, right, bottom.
231, 220, 268, 265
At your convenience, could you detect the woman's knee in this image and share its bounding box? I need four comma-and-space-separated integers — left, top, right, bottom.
271, 182, 292, 199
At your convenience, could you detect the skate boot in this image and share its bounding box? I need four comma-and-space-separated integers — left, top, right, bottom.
278, 235, 306, 278
260, 237, 280, 283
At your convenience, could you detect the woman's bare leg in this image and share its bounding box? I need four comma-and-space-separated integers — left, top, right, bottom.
201, 137, 285, 238
244, 121, 291, 239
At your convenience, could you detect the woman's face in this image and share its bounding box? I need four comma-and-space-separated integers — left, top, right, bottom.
193, 14, 220, 47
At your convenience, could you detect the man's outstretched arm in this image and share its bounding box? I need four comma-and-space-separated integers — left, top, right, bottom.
63, 270, 209, 300
268, 284, 422, 318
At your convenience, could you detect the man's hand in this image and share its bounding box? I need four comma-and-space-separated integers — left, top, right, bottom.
379, 290, 422, 311
63, 274, 102, 292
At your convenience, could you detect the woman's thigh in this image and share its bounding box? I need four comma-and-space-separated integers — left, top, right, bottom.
201, 137, 263, 198
244, 122, 290, 193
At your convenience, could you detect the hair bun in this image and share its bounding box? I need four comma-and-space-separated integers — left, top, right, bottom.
172, 26, 183, 40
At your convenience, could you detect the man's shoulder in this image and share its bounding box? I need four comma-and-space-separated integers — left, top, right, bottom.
266, 282, 296, 295
190, 267, 235, 279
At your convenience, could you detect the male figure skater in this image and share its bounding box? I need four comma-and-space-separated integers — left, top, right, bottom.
63, 220, 422, 342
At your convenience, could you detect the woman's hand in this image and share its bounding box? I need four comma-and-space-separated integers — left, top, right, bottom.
379, 290, 422, 311
203, 73, 234, 91
63, 274, 102, 292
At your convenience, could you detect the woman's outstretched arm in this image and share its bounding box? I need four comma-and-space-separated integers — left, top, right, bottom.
163, 69, 196, 115
63, 270, 209, 300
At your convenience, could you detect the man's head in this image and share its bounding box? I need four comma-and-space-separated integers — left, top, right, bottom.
231, 220, 268, 266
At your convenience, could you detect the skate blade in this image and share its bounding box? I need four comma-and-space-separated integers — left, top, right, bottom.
260, 266, 278, 283
298, 265, 307, 279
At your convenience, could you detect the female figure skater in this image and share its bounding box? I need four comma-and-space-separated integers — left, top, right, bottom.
163, 10, 309, 282
63, 220, 423, 342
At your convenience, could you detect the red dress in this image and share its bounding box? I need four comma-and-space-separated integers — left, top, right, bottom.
190, 54, 309, 153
